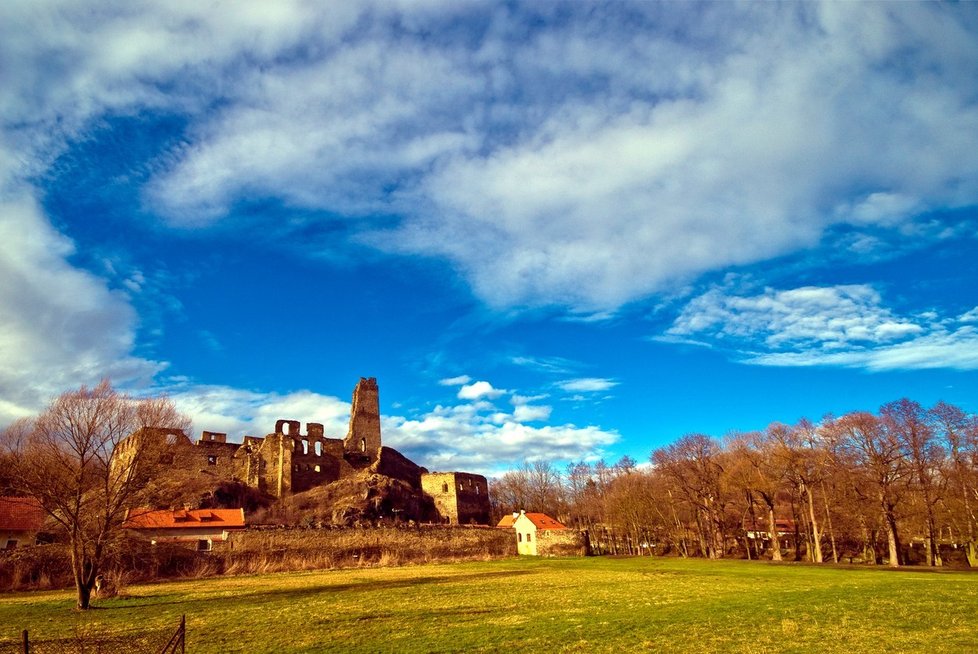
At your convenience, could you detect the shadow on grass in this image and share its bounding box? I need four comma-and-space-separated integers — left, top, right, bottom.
99, 569, 537, 610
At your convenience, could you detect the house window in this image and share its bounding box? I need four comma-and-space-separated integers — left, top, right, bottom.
207, 455, 217, 466
526, 533, 532, 542
197, 539, 212, 552
518, 533, 523, 543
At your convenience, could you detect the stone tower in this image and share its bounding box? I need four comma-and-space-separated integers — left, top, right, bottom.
343, 377, 382, 463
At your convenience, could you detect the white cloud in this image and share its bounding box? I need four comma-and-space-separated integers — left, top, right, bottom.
666, 283, 978, 371
4, 3, 971, 313
384, 404, 618, 475
457, 380, 505, 401
438, 375, 472, 386
0, 194, 164, 426
512, 404, 552, 423
164, 385, 352, 442
557, 378, 619, 393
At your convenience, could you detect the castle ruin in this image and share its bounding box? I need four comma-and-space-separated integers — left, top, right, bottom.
113, 378, 490, 525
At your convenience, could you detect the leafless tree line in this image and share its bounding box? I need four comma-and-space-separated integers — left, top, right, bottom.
490, 399, 978, 567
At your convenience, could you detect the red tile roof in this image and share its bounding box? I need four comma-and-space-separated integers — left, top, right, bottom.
124, 508, 246, 530
521, 513, 567, 530
502, 512, 567, 530
0, 497, 46, 532
496, 514, 517, 528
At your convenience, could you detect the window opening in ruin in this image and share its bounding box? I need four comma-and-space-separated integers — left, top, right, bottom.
360, 438, 366, 453
442, 483, 448, 493
165, 434, 178, 445
197, 539, 212, 552
207, 455, 217, 466
475, 486, 480, 495
314, 441, 322, 456
5, 540, 17, 550
302, 440, 309, 455
314, 465, 321, 473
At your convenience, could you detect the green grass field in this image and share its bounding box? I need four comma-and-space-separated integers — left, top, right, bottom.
2, 557, 977, 653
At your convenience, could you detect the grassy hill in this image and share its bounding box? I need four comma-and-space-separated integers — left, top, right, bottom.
2, 557, 977, 653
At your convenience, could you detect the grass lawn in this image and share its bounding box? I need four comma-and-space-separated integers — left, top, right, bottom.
1, 557, 977, 653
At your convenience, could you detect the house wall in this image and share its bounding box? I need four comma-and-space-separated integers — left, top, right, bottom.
515, 521, 538, 555
512, 515, 587, 556
1, 530, 35, 549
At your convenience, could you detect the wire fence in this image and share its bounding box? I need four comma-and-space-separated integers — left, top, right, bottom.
0, 615, 184, 654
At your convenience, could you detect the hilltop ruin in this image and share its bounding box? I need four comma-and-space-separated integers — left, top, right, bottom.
113, 378, 490, 525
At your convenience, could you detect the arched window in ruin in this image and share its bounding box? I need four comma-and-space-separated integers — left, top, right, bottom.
301, 439, 309, 455
314, 441, 322, 456
360, 438, 366, 453
442, 483, 448, 493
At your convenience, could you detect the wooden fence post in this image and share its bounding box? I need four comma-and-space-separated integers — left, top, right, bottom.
21, 629, 28, 654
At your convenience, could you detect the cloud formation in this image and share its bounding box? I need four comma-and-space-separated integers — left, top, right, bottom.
0, 195, 163, 425
4, 2, 974, 313
557, 378, 619, 393
666, 283, 978, 371
457, 381, 506, 401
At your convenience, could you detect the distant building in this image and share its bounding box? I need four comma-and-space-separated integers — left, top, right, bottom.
421, 472, 490, 525
0, 496, 45, 549
111, 378, 492, 525
124, 508, 246, 551
510, 510, 568, 556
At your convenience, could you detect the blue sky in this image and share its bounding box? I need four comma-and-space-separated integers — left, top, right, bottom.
2, 1, 977, 475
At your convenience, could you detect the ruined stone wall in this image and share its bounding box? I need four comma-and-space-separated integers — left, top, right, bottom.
452, 473, 490, 525
421, 472, 458, 524
194, 432, 240, 479
343, 378, 382, 463
421, 472, 491, 525
119, 379, 493, 510
372, 446, 426, 489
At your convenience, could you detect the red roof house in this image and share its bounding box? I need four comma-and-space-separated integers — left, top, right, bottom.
124, 508, 246, 550
0, 496, 46, 549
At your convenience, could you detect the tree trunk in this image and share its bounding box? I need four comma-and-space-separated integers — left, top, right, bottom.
926, 510, 942, 567
882, 498, 901, 567
820, 481, 839, 563
804, 484, 823, 563
766, 504, 782, 562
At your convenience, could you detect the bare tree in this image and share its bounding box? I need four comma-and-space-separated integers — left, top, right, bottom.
931, 401, 978, 566
883, 399, 945, 565
652, 434, 728, 559
0, 381, 190, 609
824, 411, 910, 567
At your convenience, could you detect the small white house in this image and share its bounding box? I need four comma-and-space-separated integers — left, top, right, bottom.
509, 510, 567, 556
